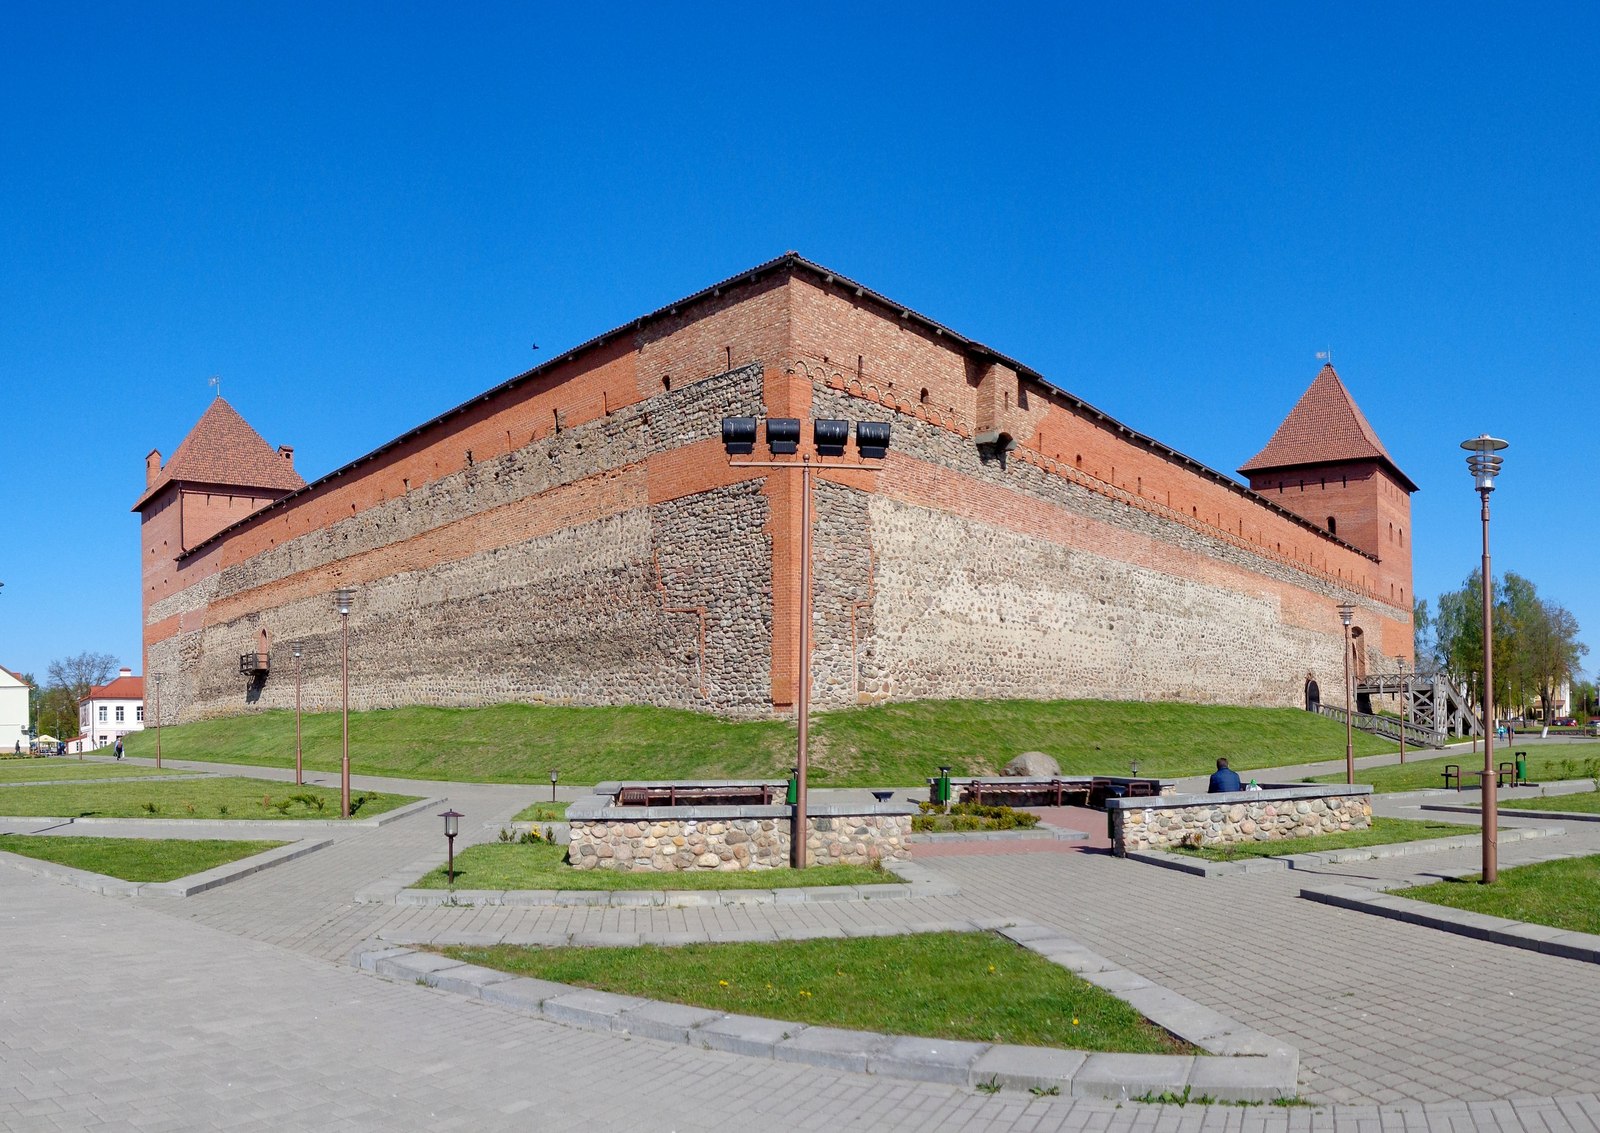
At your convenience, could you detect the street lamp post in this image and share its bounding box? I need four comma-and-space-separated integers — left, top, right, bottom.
549, 768, 558, 803
1394, 655, 1407, 765
721, 415, 891, 869
151, 674, 162, 770
292, 643, 304, 786
439, 809, 462, 889
1463, 433, 1508, 884
334, 588, 355, 818
1338, 604, 1355, 784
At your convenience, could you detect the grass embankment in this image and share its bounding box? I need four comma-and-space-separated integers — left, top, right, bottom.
440, 931, 1193, 1054
0, 778, 416, 820
0, 762, 186, 783
412, 841, 895, 890
1504, 790, 1600, 814
1309, 746, 1600, 793
1171, 817, 1473, 861
511, 801, 569, 822
0, 835, 285, 882
123, 699, 1393, 786
1404, 856, 1600, 935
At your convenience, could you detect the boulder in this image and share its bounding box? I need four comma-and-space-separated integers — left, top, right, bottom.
1003, 751, 1061, 777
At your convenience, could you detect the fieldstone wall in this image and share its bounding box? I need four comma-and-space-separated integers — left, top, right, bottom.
1108, 788, 1373, 854
568, 811, 912, 872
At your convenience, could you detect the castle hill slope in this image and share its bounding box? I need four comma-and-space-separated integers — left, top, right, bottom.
121, 699, 1394, 786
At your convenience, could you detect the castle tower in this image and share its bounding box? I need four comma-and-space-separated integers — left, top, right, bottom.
1239, 364, 1417, 631
133, 398, 305, 674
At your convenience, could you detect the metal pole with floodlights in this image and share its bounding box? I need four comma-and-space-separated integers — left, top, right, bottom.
1338, 604, 1355, 784
1394, 655, 1407, 765
293, 643, 304, 786
1463, 433, 1507, 884
721, 415, 891, 869
334, 588, 355, 818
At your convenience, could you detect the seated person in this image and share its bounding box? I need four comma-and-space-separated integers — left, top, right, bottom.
1208, 757, 1243, 793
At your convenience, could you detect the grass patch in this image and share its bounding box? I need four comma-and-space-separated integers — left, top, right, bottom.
510, 800, 569, 822
1308, 746, 1600, 794
438, 931, 1193, 1053
0, 762, 187, 782
411, 841, 896, 890
0, 777, 416, 820
1403, 856, 1600, 935
121, 699, 1393, 786
1168, 817, 1473, 861
0, 835, 285, 882
1504, 789, 1600, 814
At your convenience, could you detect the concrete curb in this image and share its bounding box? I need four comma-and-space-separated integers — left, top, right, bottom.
0, 836, 332, 898
907, 827, 1088, 844
381, 860, 959, 907
1425, 802, 1600, 823
355, 919, 1299, 1102
1125, 825, 1561, 878
0, 793, 440, 830
1302, 881, 1600, 963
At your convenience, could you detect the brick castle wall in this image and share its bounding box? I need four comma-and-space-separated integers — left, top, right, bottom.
141, 261, 1411, 724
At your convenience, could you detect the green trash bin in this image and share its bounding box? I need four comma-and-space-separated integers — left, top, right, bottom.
938, 766, 952, 807
786, 767, 799, 805
1515, 751, 1527, 785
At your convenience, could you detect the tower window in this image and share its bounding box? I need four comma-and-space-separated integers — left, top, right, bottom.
1327, 516, 1337, 535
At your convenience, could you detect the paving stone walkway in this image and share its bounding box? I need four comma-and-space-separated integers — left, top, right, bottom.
5, 753, 1600, 1130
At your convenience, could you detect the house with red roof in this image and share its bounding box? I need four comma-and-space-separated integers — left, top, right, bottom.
77, 667, 145, 751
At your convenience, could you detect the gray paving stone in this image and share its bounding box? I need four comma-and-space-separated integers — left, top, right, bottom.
1070, 1052, 1195, 1099
1184, 1053, 1301, 1102
425, 963, 519, 997
372, 951, 464, 980
969, 1044, 1088, 1090
773, 1025, 894, 1073
476, 975, 572, 1012
869, 1036, 990, 1085
693, 1013, 803, 1057
615, 1000, 725, 1043
539, 988, 651, 1030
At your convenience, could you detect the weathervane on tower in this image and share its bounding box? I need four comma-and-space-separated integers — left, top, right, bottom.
1316, 348, 1334, 368
209, 374, 222, 399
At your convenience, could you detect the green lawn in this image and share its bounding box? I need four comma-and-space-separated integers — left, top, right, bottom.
121, 699, 1393, 786
1170, 817, 1474, 861
0, 835, 285, 882
1504, 789, 1600, 814
510, 800, 569, 822
1403, 856, 1600, 935
0, 777, 416, 820
411, 841, 896, 890
1309, 746, 1600, 793
440, 931, 1193, 1054
0, 762, 188, 782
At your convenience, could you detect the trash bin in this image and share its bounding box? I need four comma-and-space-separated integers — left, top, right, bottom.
937, 766, 952, 807
1515, 751, 1527, 784
786, 767, 799, 805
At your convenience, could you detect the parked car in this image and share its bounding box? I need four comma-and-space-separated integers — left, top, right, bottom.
1552, 717, 1577, 727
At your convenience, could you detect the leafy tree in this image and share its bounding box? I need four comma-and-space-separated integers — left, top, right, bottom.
1413, 598, 1435, 668
46, 651, 118, 703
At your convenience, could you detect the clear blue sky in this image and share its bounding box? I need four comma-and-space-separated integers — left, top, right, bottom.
2, 2, 1595, 688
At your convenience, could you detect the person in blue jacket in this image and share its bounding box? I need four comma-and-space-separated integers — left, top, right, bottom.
1208, 757, 1243, 793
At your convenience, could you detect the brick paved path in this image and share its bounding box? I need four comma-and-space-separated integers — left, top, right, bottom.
6, 754, 1600, 1130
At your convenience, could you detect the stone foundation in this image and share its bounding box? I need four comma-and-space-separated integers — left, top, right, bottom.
1106, 785, 1373, 854
567, 792, 914, 872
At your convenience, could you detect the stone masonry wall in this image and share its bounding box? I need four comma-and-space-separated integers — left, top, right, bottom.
149, 366, 773, 721
568, 812, 912, 872
1111, 791, 1373, 853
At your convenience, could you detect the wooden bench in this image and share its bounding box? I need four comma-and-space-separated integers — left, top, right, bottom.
959, 779, 1091, 808
1442, 764, 1462, 790
1442, 764, 1514, 791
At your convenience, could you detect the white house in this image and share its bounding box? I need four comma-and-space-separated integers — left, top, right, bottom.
0, 667, 30, 754
78, 668, 145, 750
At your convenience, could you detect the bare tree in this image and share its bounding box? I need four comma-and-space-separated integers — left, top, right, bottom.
46, 652, 120, 705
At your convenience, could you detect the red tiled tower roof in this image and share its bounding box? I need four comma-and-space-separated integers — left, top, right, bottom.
133, 398, 304, 510
1238, 365, 1416, 491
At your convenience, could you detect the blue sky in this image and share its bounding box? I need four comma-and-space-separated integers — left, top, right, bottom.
2, 2, 1595, 687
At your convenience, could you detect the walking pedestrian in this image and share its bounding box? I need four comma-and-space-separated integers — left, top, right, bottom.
114, 737, 123, 760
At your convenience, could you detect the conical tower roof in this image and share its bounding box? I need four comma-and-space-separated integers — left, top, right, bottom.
1238, 365, 1416, 491
133, 397, 304, 510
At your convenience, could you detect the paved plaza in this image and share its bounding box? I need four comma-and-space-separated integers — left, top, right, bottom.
5, 752, 1600, 1131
